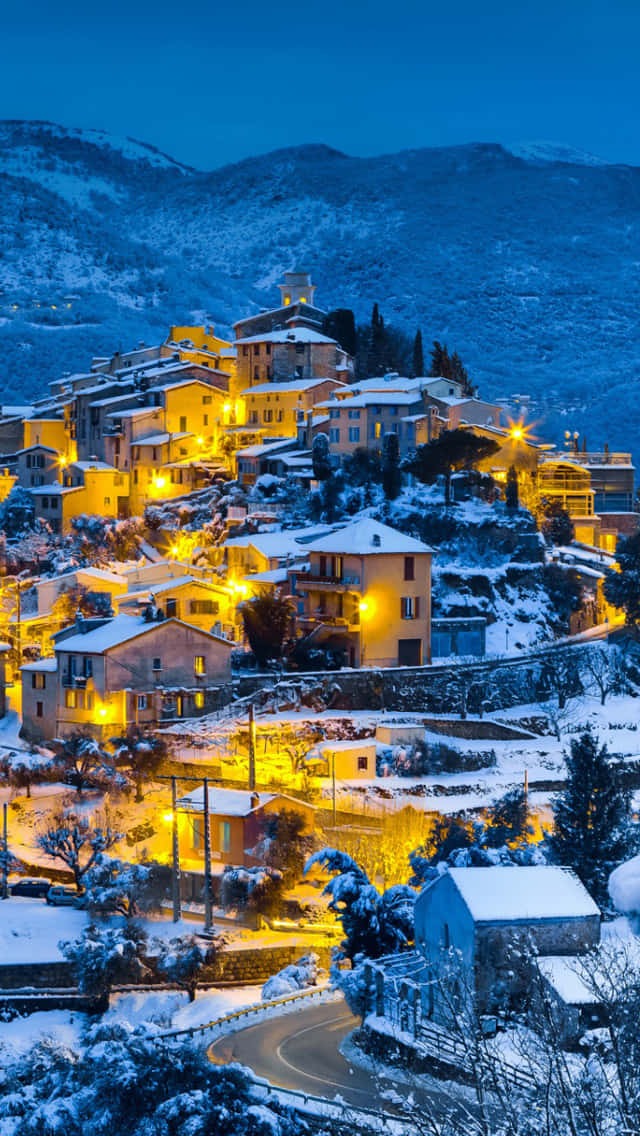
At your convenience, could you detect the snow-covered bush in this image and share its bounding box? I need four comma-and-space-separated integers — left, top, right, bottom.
220, 865, 284, 919
155, 934, 222, 1001
332, 954, 370, 1018
60, 922, 149, 1000
0, 1023, 297, 1135
83, 854, 156, 918
609, 854, 640, 921
261, 952, 321, 1000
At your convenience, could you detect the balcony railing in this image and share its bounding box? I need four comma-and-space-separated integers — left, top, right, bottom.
62, 673, 88, 688
297, 573, 361, 590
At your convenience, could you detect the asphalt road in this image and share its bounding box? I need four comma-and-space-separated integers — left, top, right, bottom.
208, 997, 468, 1123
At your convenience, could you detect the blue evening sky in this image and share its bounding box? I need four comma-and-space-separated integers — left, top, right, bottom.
2, 0, 640, 168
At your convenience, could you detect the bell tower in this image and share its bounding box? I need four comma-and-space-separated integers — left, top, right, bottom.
278, 271, 316, 308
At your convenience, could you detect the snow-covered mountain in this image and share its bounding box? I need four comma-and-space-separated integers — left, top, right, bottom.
2, 120, 640, 455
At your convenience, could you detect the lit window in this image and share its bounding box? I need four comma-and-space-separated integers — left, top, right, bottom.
219, 820, 231, 853
194, 655, 206, 676
194, 691, 205, 709
401, 596, 420, 620
65, 689, 77, 709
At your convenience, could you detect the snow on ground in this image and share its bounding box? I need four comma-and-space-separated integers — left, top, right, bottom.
103, 984, 263, 1031
0, 1010, 85, 1058
0, 898, 88, 963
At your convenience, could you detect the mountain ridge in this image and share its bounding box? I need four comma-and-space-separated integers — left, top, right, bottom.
2, 120, 640, 457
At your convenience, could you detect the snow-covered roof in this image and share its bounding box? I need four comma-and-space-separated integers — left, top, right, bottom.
224, 525, 337, 559
236, 439, 297, 458
305, 518, 434, 556
30, 485, 81, 496
316, 737, 377, 752
20, 658, 57, 673
53, 613, 232, 654
133, 432, 193, 447
236, 328, 338, 346
177, 787, 313, 816
120, 576, 222, 601
241, 378, 343, 396
318, 392, 421, 409
536, 956, 597, 1005
340, 376, 425, 395
242, 567, 291, 585
446, 866, 600, 922
68, 461, 117, 472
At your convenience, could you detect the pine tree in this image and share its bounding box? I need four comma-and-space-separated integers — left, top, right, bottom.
450, 350, 474, 396
322, 309, 357, 357
549, 729, 638, 905
403, 429, 500, 506
382, 431, 402, 500
429, 340, 449, 377
367, 303, 386, 375
412, 329, 424, 377
505, 464, 519, 509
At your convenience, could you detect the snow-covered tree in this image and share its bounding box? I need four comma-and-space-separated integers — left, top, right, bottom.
155, 934, 222, 1001
305, 848, 415, 960
550, 728, 639, 905
604, 529, 640, 625
110, 726, 167, 801
311, 432, 332, 482
581, 644, 625, 705
60, 922, 149, 1001
0, 1025, 297, 1136
50, 731, 117, 795
0, 747, 54, 798
82, 854, 154, 917
240, 590, 293, 666
37, 817, 122, 890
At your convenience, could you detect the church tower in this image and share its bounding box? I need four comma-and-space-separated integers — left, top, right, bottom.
278, 271, 316, 308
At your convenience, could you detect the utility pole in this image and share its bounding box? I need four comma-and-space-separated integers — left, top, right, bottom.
248, 703, 256, 791
2, 802, 8, 900
332, 755, 337, 830
202, 776, 212, 934
171, 776, 181, 922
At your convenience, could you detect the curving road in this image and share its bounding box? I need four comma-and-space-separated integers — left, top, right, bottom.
208, 996, 467, 1122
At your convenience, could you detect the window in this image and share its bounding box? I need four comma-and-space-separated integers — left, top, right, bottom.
65, 690, 77, 709
329, 428, 340, 444
348, 409, 361, 419
104, 496, 111, 506
194, 690, 205, 709
152, 657, 162, 672
203, 414, 208, 426
295, 341, 305, 354
329, 408, 340, 419
202, 395, 212, 405
31, 673, 46, 690
219, 820, 231, 854
390, 406, 398, 416
41, 496, 49, 510
374, 422, 382, 439
265, 343, 271, 355
83, 657, 93, 678
166, 598, 177, 617
242, 345, 248, 356
348, 427, 360, 443
137, 694, 148, 711
401, 596, 420, 619
190, 599, 219, 615
179, 416, 187, 432
193, 816, 202, 849
194, 655, 206, 676
404, 556, 415, 581
357, 754, 368, 772
295, 365, 304, 379
36, 701, 43, 718
263, 409, 273, 423
254, 344, 260, 356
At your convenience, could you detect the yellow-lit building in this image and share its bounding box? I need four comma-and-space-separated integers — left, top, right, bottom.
23, 418, 76, 463
115, 576, 238, 640
30, 462, 130, 534
294, 518, 433, 668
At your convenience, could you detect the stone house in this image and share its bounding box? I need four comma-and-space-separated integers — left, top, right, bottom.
21, 612, 234, 741
366, 866, 601, 1047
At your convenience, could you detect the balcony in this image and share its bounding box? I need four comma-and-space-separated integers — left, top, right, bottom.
62, 673, 88, 688
296, 574, 361, 592
299, 612, 360, 633
103, 423, 123, 436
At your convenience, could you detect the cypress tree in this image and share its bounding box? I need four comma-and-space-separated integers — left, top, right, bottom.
506, 464, 519, 509
550, 729, 638, 906
322, 309, 357, 358
382, 431, 402, 500
430, 340, 447, 377
412, 329, 425, 378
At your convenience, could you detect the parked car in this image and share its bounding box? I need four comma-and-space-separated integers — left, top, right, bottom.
45, 885, 84, 908
9, 877, 52, 898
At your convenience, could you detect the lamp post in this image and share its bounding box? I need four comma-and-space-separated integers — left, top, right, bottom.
1, 803, 8, 900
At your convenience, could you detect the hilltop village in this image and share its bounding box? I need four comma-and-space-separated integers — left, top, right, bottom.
3, 272, 640, 1133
